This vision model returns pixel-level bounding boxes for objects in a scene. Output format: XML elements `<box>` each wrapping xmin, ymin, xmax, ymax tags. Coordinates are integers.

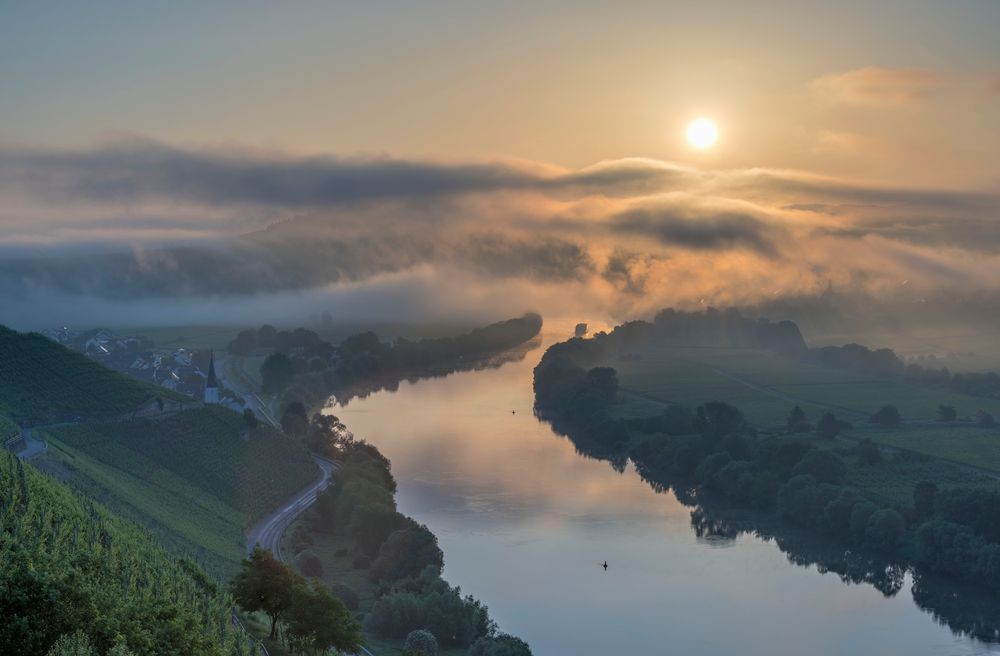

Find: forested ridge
<box><xmin>0</xmin><ymin>451</ymin><xmax>256</xmax><ymax>656</ymax></box>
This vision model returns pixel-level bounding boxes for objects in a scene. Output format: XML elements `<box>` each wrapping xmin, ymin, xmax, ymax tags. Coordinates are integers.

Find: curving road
<box><xmin>246</xmin><ymin>455</ymin><xmax>337</xmax><ymax>560</ymax></box>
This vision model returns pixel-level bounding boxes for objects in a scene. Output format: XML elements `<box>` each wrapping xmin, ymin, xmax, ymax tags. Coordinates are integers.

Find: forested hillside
<box><xmin>0</xmin><ymin>326</ymin><xmax>166</xmax><ymax>423</ymax></box>
<box><xmin>0</xmin><ymin>451</ymin><xmax>258</xmax><ymax>656</ymax></box>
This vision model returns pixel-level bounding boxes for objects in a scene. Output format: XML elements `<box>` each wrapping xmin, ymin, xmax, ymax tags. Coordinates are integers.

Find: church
<box><xmin>204</xmin><ymin>351</ymin><xmax>220</xmax><ymax>404</ymax></box>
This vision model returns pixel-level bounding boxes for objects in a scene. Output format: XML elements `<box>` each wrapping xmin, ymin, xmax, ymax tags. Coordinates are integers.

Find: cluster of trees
<box><xmin>227</xmin><ymin>325</ymin><xmax>331</xmax><ymax>358</ymax></box>
<box><xmin>534</xmin><ymin>332</ymin><xmax>1000</xmax><ymax>596</ymax></box>
<box><xmin>653</xmin><ymin>307</ymin><xmax>808</xmax><ymax>357</ymax></box>
<box><xmin>231</xmin><ymin>546</ymin><xmax>361</xmax><ymax>653</ymax></box>
<box><xmin>287</xmin><ymin>415</ymin><xmax>519</xmax><ymax>652</ymax></box>
<box><xmin>250</xmin><ymin>314</ymin><xmax>543</xmax><ymax>400</ymax></box>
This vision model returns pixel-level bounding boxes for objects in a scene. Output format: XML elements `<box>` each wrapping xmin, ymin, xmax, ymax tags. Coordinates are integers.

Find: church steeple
<box><xmin>204</xmin><ymin>351</ymin><xmax>220</xmax><ymax>404</ymax></box>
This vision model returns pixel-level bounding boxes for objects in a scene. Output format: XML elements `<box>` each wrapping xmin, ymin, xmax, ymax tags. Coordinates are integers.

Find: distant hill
<box><xmin>0</xmin><ymin>325</ymin><xmax>168</xmax><ymax>423</ymax></box>
<box><xmin>0</xmin><ymin>450</ymin><xmax>255</xmax><ymax>655</ymax></box>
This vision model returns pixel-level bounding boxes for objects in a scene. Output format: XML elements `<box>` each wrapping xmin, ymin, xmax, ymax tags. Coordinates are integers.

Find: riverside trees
<box><xmin>231</xmin><ymin>546</ymin><xmax>361</xmax><ymax>653</ymax></box>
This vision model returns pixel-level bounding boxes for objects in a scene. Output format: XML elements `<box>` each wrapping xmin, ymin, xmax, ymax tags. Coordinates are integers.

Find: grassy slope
<box><xmin>42</xmin><ymin>407</ymin><xmax>318</xmax><ymax>575</ymax></box>
<box><xmin>0</xmin><ymin>451</ymin><xmax>252</xmax><ymax>655</ymax></box>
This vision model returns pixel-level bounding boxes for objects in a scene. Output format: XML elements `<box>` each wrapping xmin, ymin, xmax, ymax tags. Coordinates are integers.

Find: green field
<box><xmin>608</xmin><ymin>346</ymin><xmax>1000</xmax><ymax>427</ymax></box>
<box><xmin>853</xmin><ymin>425</ymin><xmax>1000</xmax><ymax>474</ymax></box>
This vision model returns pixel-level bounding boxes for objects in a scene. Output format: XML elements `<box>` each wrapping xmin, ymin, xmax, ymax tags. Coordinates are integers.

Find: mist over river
<box><xmin>330</xmin><ymin>328</ymin><xmax>1000</xmax><ymax>656</ymax></box>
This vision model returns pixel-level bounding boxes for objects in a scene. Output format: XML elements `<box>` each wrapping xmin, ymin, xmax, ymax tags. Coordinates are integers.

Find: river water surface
<box><xmin>332</xmin><ymin>330</ymin><xmax>1000</xmax><ymax>656</ymax></box>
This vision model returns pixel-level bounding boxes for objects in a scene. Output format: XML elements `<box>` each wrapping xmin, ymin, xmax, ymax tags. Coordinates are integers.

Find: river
<box><xmin>331</xmin><ymin>329</ymin><xmax>1000</xmax><ymax>656</ymax></box>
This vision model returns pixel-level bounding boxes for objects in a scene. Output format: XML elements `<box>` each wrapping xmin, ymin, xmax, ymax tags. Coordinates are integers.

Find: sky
<box><xmin>1</xmin><ymin>1</ymin><xmax>999</xmax><ymax>326</ymax></box>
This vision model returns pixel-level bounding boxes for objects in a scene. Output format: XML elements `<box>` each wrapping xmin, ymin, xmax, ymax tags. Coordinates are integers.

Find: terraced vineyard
<box><xmin>43</xmin><ymin>406</ymin><xmax>318</xmax><ymax>575</ymax></box>
<box><xmin>0</xmin><ymin>451</ymin><xmax>258</xmax><ymax>655</ymax></box>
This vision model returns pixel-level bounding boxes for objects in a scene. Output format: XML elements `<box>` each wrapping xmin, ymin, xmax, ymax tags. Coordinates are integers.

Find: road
<box><xmin>216</xmin><ymin>354</ymin><xmax>281</xmax><ymax>428</ymax></box>
<box><xmin>246</xmin><ymin>454</ymin><xmax>337</xmax><ymax>560</ymax></box>
<box><xmin>16</xmin><ymin>427</ymin><xmax>47</xmax><ymax>460</ymax></box>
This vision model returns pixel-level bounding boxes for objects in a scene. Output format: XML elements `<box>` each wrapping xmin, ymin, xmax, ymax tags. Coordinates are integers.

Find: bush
<box><xmin>868</xmin><ymin>405</ymin><xmax>901</xmax><ymax>428</ymax></box>
<box><xmin>403</xmin><ymin>629</ymin><xmax>439</xmax><ymax>656</ymax></box>
<box><xmin>938</xmin><ymin>405</ymin><xmax>957</xmax><ymax>422</ymax></box>
<box><xmin>816</xmin><ymin>412</ymin><xmax>840</xmax><ymax>439</ymax></box>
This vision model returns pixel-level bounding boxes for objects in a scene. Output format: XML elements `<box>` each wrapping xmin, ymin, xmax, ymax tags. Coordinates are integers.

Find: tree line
<box><xmin>268</xmin><ymin>414</ymin><xmax>532</xmax><ymax>655</ymax></box>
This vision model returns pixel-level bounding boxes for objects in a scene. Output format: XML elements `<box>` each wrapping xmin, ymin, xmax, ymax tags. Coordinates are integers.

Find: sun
<box><xmin>686</xmin><ymin>117</ymin><xmax>718</xmax><ymax>149</ymax></box>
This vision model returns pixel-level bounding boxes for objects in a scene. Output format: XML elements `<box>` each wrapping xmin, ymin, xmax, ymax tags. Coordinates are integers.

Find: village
<box><xmin>40</xmin><ymin>326</ymin><xmax>243</xmax><ymax>411</ymax></box>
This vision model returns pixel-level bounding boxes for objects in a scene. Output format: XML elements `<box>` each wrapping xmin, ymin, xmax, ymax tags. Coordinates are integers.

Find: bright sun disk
<box><xmin>687</xmin><ymin>118</ymin><xmax>718</xmax><ymax>149</ymax></box>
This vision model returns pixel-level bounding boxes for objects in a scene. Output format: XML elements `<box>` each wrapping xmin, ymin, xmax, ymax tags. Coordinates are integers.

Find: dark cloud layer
<box><xmin>2</xmin><ymin>138</ymin><xmax>1000</xmax><ymax>325</ymax></box>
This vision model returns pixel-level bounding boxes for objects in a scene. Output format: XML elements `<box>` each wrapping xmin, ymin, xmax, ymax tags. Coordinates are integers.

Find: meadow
<box><xmin>609</xmin><ymin>346</ymin><xmax>1000</xmax><ymax>427</ymax></box>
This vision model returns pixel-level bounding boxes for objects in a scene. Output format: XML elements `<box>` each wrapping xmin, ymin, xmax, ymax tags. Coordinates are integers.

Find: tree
<box><xmin>230</xmin><ymin>546</ymin><xmax>299</xmax><ymax>640</ymax></box>
<box><xmin>938</xmin><ymin>405</ymin><xmax>957</xmax><ymax>422</ymax></box>
<box><xmin>694</xmin><ymin>402</ymin><xmax>746</xmax><ymax>439</ymax></box>
<box><xmin>403</xmin><ymin>629</ymin><xmax>439</xmax><ymax>656</ymax></box>
<box><xmin>46</xmin><ymin>632</ymin><xmax>95</xmax><ymax>656</ymax></box>
<box><xmin>914</xmin><ymin>481</ymin><xmax>938</xmax><ymax>518</ymax></box>
<box><xmin>242</xmin><ymin>408</ymin><xmax>259</xmax><ymax>429</ymax></box>
<box><xmin>468</xmin><ymin>634</ymin><xmax>533</xmax><ymax>656</ymax></box>
<box><xmin>869</xmin><ymin>405</ymin><xmax>901</xmax><ymax>428</ymax></box>
<box><xmin>285</xmin><ymin>582</ymin><xmax>361</xmax><ymax>655</ymax></box>
<box><xmin>786</xmin><ymin>405</ymin><xmax>808</xmax><ymax>432</ymax></box>
<box><xmin>282</xmin><ymin>401</ymin><xmax>309</xmax><ymax>436</ymax></box>
<box><xmin>978</xmin><ymin>410</ymin><xmax>997</xmax><ymax>428</ymax></box>
<box><xmin>370</xmin><ymin>523</ymin><xmax>444</xmax><ymax>582</ymax></box>
<box><xmin>816</xmin><ymin>412</ymin><xmax>840</xmax><ymax>439</ymax></box>
<box><xmin>790</xmin><ymin>450</ymin><xmax>847</xmax><ymax>484</ymax></box>
<box><xmin>261</xmin><ymin>352</ymin><xmax>295</xmax><ymax>394</ymax></box>
<box><xmin>865</xmin><ymin>508</ymin><xmax>905</xmax><ymax>552</ymax></box>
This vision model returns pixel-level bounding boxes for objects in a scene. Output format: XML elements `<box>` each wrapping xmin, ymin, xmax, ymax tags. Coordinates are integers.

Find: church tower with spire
<box><xmin>204</xmin><ymin>351</ymin><xmax>220</xmax><ymax>404</ymax></box>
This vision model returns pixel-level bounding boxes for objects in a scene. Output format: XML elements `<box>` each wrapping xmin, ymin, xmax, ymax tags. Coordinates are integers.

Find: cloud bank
<box><xmin>1</xmin><ymin>138</ymin><xmax>999</xmax><ymax>327</ymax></box>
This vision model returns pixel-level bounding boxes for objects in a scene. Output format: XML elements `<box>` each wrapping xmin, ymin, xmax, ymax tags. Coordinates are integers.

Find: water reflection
<box><xmin>331</xmin><ymin>330</ymin><xmax>1000</xmax><ymax>656</ymax></box>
